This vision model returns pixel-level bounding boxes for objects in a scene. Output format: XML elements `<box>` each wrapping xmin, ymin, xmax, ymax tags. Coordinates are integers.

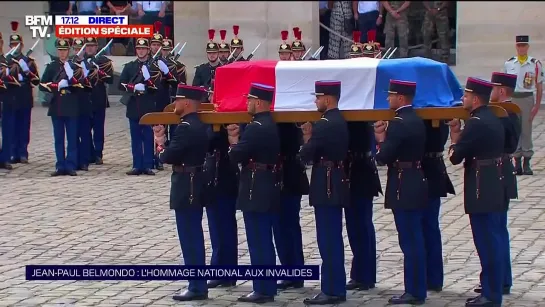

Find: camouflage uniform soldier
<box><xmin>382</xmin><ymin>1</ymin><xmax>411</xmax><ymax>58</ymax></box>
<box><xmin>422</xmin><ymin>1</ymin><xmax>450</xmax><ymax>63</ymax></box>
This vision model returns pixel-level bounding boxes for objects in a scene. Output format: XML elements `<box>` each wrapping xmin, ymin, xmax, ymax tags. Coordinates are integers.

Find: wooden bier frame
<box><xmin>141</xmin><ymin>102</ymin><xmax>521</xmax><ymax>131</ymax></box>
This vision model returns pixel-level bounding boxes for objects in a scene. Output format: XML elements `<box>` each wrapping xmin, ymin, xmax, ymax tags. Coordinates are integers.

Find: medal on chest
<box><xmin>523</xmin><ymin>71</ymin><xmax>534</xmax><ymax>88</ymax></box>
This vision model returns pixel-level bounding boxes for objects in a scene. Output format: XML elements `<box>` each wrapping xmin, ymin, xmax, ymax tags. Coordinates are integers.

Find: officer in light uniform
<box><xmin>503</xmin><ymin>35</ymin><xmax>543</xmax><ymax>175</ymax></box>
<box><xmin>278</xmin><ymin>31</ymin><xmax>292</xmax><ymax>61</ymax></box>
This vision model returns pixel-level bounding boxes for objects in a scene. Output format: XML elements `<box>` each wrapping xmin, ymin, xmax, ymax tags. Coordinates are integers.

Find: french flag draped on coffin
<box><xmin>213</xmin><ymin>57</ymin><xmax>463</xmax><ymax>112</ymax></box>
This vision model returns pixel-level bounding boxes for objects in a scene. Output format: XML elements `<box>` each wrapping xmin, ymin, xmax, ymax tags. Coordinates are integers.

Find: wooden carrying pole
<box><xmin>141</xmin><ymin>102</ymin><xmax>521</xmax><ymax>131</ymax></box>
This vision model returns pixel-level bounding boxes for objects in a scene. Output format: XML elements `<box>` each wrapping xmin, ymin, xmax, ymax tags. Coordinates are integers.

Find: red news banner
<box><xmin>54</xmin><ymin>15</ymin><xmax>152</xmax><ymax>38</ymax></box>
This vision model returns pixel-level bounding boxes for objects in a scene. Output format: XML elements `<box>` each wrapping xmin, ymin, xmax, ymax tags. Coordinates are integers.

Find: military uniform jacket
<box><xmin>74</xmin><ymin>58</ymin><xmax>93</xmax><ymax>116</ymax></box>
<box><xmin>376</xmin><ymin>106</ymin><xmax>428</xmax><ymax>210</ymax></box>
<box><xmin>500</xmin><ymin>102</ymin><xmax>522</xmax><ymax>200</ymax></box>
<box><xmin>346</xmin><ymin>122</ymin><xmax>382</xmax><ymax>199</ymax></box>
<box><xmin>228</xmin><ymin>112</ymin><xmax>281</xmax><ymax>213</ymax></box>
<box><xmin>169</xmin><ymin>59</ymin><xmax>187</xmax><ymax>98</ymax></box>
<box><xmin>4</xmin><ymin>54</ymin><xmax>40</xmax><ymax>110</ymax></box>
<box><xmin>204</xmin><ymin>126</ymin><xmax>240</xmax><ymax>203</ymax></box>
<box><xmin>155</xmin><ymin>57</ymin><xmax>178</xmax><ymax>112</ymax></box>
<box><xmin>300</xmin><ymin>108</ymin><xmax>349</xmax><ymax>207</ymax></box>
<box><xmin>422</xmin><ymin>120</ymin><xmax>455</xmax><ymax>198</ymax></box>
<box><xmin>117</xmin><ymin>59</ymin><xmax>159</xmax><ymax>120</ymax></box>
<box><xmin>86</xmin><ymin>55</ymin><xmax>113</xmax><ymax>111</ymax></box>
<box><xmin>449</xmin><ymin>106</ymin><xmax>505</xmax><ymax>214</ymax></box>
<box><xmin>192</xmin><ymin>62</ymin><xmax>219</xmax><ymax>91</ymax></box>
<box><xmin>159</xmin><ymin>112</ymin><xmax>209</xmax><ymax>210</ymax></box>
<box><xmin>39</xmin><ymin>60</ymin><xmax>80</xmax><ymax>118</ymax></box>
<box><xmin>278</xmin><ymin>123</ymin><xmax>309</xmax><ymax>197</ymax></box>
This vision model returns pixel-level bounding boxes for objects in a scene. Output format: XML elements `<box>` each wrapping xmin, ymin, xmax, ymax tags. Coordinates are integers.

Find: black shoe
<box><xmin>172</xmin><ymin>290</ymin><xmax>208</xmax><ymax>301</ymax></box>
<box><xmin>0</xmin><ymin>162</ymin><xmax>13</xmax><ymax>170</ymax></box>
<box><xmin>303</xmin><ymin>292</ymin><xmax>346</xmax><ymax>305</ymax></box>
<box><xmin>523</xmin><ymin>158</ymin><xmax>533</xmax><ymax>175</ymax></box>
<box><xmin>156</xmin><ymin>163</ymin><xmax>164</xmax><ymax>171</ymax></box>
<box><xmin>278</xmin><ymin>280</ymin><xmax>304</xmax><ymax>290</ymax></box>
<box><xmin>237</xmin><ymin>292</ymin><xmax>274</xmax><ymax>304</ymax></box>
<box><xmin>20</xmin><ymin>157</ymin><xmax>28</xmax><ymax>164</ymax></box>
<box><xmin>67</xmin><ymin>170</ymin><xmax>77</xmax><ymax>176</ymax></box>
<box><xmin>78</xmin><ymin>165</ymin><xmax>89</xmax><ymax>171</ymax></box>
<box><xmin>95</xmin><ymin>157</ymin><xmax>103</xmax><ymax>165</ymax></box>
<box><xmin>142</xmin><ymin>168</ymin><xmax>155</xmax><ymax>175</ymax></box>
<box><xmin>427</xmin><ymin>285</ymin><xmax>443</xmax><ymax>292</ymax></box>
<box><xmin>346</xmin><ymin>279</ymin><xmax>375</xmax><ymax>291</ymax></box>
<box><xmin>514</xmin><ymin>158</ymin><xmax>523</xmax><ymax>175</ymax></box>
<box><xmin>465</xmin><ymin>295</ymin><xmax>500</xmax><ymax>306</ymax></box>
<box><xmin>50</xmin><ymin>169</ymin><xmax>65</xmax><ymax>177</ymax></box>
<box><xmin>207</xmin><ymin>280</ymin><xmax>236</xmax><ymax>288</ymax></box>
<box><xmin>10</xmin><ymin>157</ymin><xmax>20</xmax><ymax>164</ymax></box>
<box><xmin>126</xmin><ymin>168</ymin><xmax>142</xmax><ymax>175</ymax></box>
<box><xmin>474</xmin><ymin>284</ymin><xmax>510</xmax><ymax>295</ymax></box>
<box><xmin>387</xmin><ymin>293</ymin><xmax>425</xmax><ymax>305</ymax></box>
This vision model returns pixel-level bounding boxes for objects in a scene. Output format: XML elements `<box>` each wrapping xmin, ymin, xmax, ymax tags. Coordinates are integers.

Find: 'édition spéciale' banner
<box><xmin>26</xmin><ymin>265</ymin><xmax>320</xmax><ymax>281</ymax></box>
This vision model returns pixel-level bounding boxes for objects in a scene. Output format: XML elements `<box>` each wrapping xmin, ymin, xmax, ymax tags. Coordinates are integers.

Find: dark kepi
<box><xmin>464</xmin><ymin>77</ymin><xmax>494</xmax><ymax>98</ymax></box>
<box><xmin>312</xmin><ymin>80</ymin><xmax>341</xmax><ymax>97</ymax></box>
<box><xmin>247</xmin><ymin>83</ymin><xmax>274</xmax><ymax>102</ymax></box>
<box><xmin>491</xmin><ymin>72</ymin><xmax>517</xmax><ymax>89</ymax></box>
<box><xmin>515</xmin><ymin>35</ymin><xmax>529</xmax><ymax>44</ymax></box>
<box><xmin>176</xmin><ymin>84</ymin><xmax>208</xmax><ymax>101</ymax></box>
<box><xmin>388</xmin><ymin>79</ymin><xmax>416</xmax><ymax>96</ymax></box>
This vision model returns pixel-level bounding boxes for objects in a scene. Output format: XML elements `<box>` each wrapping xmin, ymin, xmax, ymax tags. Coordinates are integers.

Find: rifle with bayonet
<box><xmin>300</xmin><ymin>47</ymin><xmax>312</xmax><ymax>60</ymax></box>
<box><xmin>87</xmin><ymin>39</ymin><xmax>114</xmax><ymax>86</ymax></box>
<box><xmin>245</xmin><ymin>42</ymin><xmax>261</xmax><ymax>61</ymax></box>
<box><xmin>308</xmin><ymin>46</ymin><xmax>324</xmax><ymax>60</ymax></box>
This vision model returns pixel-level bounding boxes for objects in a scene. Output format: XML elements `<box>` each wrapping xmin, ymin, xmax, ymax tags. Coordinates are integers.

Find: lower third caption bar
<box><xmin>26</xmin><ymin>265</ymin><xmax>320</xmax><ymax>281</ymax></box>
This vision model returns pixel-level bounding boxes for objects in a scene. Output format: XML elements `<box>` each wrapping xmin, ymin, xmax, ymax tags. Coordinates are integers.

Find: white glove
<box><xmin>141</xmin><ymin>65</ymin><xmax>150</xmax><ymax>81</ymax></box>
<box><xmin>82</xmin><ymin>64</ymin><xmax>89</xmax><ymax>78</ymax></box>
<box><xmin>58</xmin><ymin>79</ymin><xmax>69</xmax><ymax>89</ymax></box>
<box><xmin>134</xmin><ymin>83</ymin><xmax>145</xmax><ymax>92</ymax></box>
<box><xmin>18</xmin><ymin>59</ymin><xmax>29</xmax><ymax>72</ymax></box>
<box><xmin>87</xmin><ymin>57</ymin><xmax>93</xmax><ymax>64</ymax></box>
<box><xmin>17</xmin><ymin>73</ymin><xmax>24</xmax><ymax>81</ymax></box>
<box><xmin>5</xmin><ymin>68</ymin><xmax>9</xmax><ymax>75</ymax></box>
<box><xmin>93</xmin><ymin>62</ymin><xmax>99</xmax><ymax>70</ymax></box>
<box><xmin>63</xmin><ymin>62</ymin><xmax>74</xmax><ymax>79</ymax></box>
<box><xmin>157</xmin><ymin>60</ymin><xmax>170</xmax><ymax>75</ymax></box>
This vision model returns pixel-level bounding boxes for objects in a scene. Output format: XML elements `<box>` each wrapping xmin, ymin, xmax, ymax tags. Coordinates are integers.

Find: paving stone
<box><xmin>1</xmin><ymin>104</ymin><xmax>545</xmax><ymax>306</ymax></box>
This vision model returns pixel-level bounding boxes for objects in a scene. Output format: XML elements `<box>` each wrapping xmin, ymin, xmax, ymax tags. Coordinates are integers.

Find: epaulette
<box><xmin>469</xmin><ymin>116</ymin><xmax>480</xmax><ymax>120</ymax></box>
<box><xmin>507</xmin><ymin>56</ymin><xmax>515</xmax><ymax>61</ymax></box>
<box><xmin>180</xmin><ymin>121</ymin><xmax>190</xmax><ymax>126</ymax></box>
<box><xmin>320</xmin><ymin>117</ymin><xmax>329</xmax><ymax>122</ymax></box>
<box><xmin>251</xmin><ymin>120</ymin><xmax>262</xmax><ymax>125</ymax></box>
<box><xmin>194</xmin><ymin>62</ymin><xmax>206</xmax><ymax>69</ymax></box>
<box><xmin>394</xmin><ymin>116</ymin><xmax>403</xmax><ymax>120</ymax></box>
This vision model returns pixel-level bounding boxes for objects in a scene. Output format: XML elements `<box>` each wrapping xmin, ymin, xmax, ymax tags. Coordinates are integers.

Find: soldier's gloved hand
<box><xmin>18</xmin><ymin>59</ymin><xmax>29</xmax><ymax>72</ymax></box>
<box><xmin>5</xmin><ymin>68</ymin><xmax>9</xmax><ymax>75</ymax></box>
<box><xmin>157</xmin><ymin>60</ymin><xmax>170</xmax><ymax>75</ymax></box>
<box><xmin>58</xmin><ymin>79</ymin><xmax>69</xmax><ymax>89</ymax></box>
<box><xmin>63</xmin><ymin>62</ymin><xmax>74</xmax><ymax>79</ymax></box>
<box><xmin>141</xmin><ymin>65</ymin><xmax>150</xmax><ymax>81</ymax></box>
<box><xmin>134</xmin><ymin>83</ymin><xmax>146</xmax><ymax>92</ymax></box>
<box><xmin>17</xmin><ymin>73</ymin><xmax>24</xmax><ymax>81</ymax></box>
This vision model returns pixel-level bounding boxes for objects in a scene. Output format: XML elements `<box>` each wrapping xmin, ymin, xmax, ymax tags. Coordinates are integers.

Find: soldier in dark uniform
<box><xmin>85</xmin><ymin>37</ymin><xmax>113</xmax><ymax>165</ymax></box>
<box><xmin>154</xmin><ymin>84</ymin><xmax>209</xmax><ymax>302</ymax></box>
<box><xmin>71</xmin><ymin>38</ymin><xmax>94</xmax><ymax>171</ymax></box>
<box><xmin>278</xmin><ymin>31</ymin><xmax>293</xmax><ymax>61</ymax></box>
<box><xmin>218</xmin><ymin>29</ymin><xmax>230</xmax><ymax>65</ymax></box>
<box><xmin>348</xmin><ymin>31</ymin><xmax>364</xmax><ymax>58</ymax></box>
<box><xmin>374</xmin><ymin>80</ymin><xmax>428</xmax><ymax>305</ymax></box>
<box><xmin>448</xmin><ymin>77</ymin><xmax>505</xmax><ymax>307</ymax></box>
<box><xmin>291</xmin><ymin>27</ymin><xmax>306</xmax><ymax>60</ymax></box>
<box><xmin>300</xmin><ymin>80</ymin><xmax>349</xmax><ymax>305</ymax></box>
<box><xmin>39</xmin><ymin>38</ymin><xmax>83</xmax><ymax>176</ymax></box>
<box><xmin>192</xmin><ymin>29</ymin><xmax>220</xmax><ymax>93</ymax></box>
<box><xmin>0</xmin><ymin>33</ymin><xmax>18</xmax><ymax>171</ymax></box>
<box><xmin>7</xmin><ymin>21</ymin><xmax>40</xmax><ymax>164</ymax></box>
<box><xmin>470</xmin><ymin>72</ymin><xmax>521</xmax><ymax>297</ymax></box>
<box><xmin>229</xmin><ymin>25</ymin><xmax>246</xmax><ymax>62</ymax></box>
<box><xmin>118</xmin><ymin>38</ymin><xmax>159</xmax><ymax>176</ymax></box>
<box><xmin>226</xmin><ymin>83</ymin><xmax>280</xmax><ymax>304</ymax></box>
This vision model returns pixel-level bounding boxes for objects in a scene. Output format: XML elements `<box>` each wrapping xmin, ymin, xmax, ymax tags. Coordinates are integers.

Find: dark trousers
<box><xmin>174</xmin><ymin>208</ymin><xmax>207</xmax><ymax>294</ymax></box>
<box><xmin>470</xmin><ymin>213</ymin><xmax>503</xmax><ymax>304</ymax></box>
<box><xmin>273</xmin><ymin>195</ymin><xmax>305</xmax><ymax>280</ymax></box>
<box><xmin>319</xmin><ymin>9</ymin><xmax>331</xmax><ymax>60</ymax></box>
<box><xmin>51</xmin><ymin>116</ymin><xmax>78</xmax><ymax>172</ymax></box>
<box><xmin>12</xmin><ymin>108</ymin><xmax>32</xmax><ymax>160</ymax></box>
<box><xmin>243</xmin><ymin>211</ymin><xmax>277</xmax><ymax>296</ymax></box>
<box><xmin>0</xmin><ymin>108</ymin><xmax>15</xmax><ymax>163</ymax></box>
<box><xmin>90</xmin><ymin>109</ymin><xmax>106</xmax><ymax>161</ymax></box>
<box><xmin>358</xmin><ymin>10</ymin><xmax>379</xmax><ymax>43</ymax></box>
<box><xmin>128</xmin><ymin>118</ymin><xmax>154</xmax><ymax>170</ymax></box>
<box><xmin>423</xmin><ymin>197</ymin><xmax>443</xmax><ymax>288</ymax></box>
<box><xmin>206</xmin><ymin>197</ymin><xmax>238</xmax><ymax>270</ymax></box>
<box><xmin>345</xmin><ymin>197</ymin><xmax>376</xmax><ymax>285</ymax></box>
<box><xmin>78</xmin><ymin>115</ymin><xmax>92</xmax><ymax>167</ymax></box>
<box><xmin>392</xmin><ymin>209</ymin><xmax>427</xmax><ymax>300</ymax></box>
<box><xmin>500</xmin><ymin>199</ymin><xmax>512</xmax><ymax>288</ymax></box>
<box><xmin>314</xmin><ymin>206</ymin><xmax>346</xmax><ymax>297</ymax></box>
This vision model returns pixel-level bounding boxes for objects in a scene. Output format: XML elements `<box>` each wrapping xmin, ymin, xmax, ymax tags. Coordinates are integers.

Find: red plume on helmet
<box><xmin>164</xmin><ymin>26</ymin><xmax>171</xmax><ymax>39</ymax></box>
<box><xmin>11</xmin><ymin>21</ymin><xmax>18</xmax><ymax>32</ymax></box>
<box><xmin>297</xmin><ymin>30</ymin><xmax>302</xmax><ymax>41</ymax></box>
<box><xmin>208</xmin><ymin>29</ymin><xmax>215</xmax><ymax>41</ymax></box>
<box><xmin>281</xmin><ymin>30</ymin><xmax>289</xmax><ymax>41</ymax></box>
<box><xmin>232</xmin><ymin>25</ymin><xmax>239</xmax><ymax>37</ymax></box>
<box><xmin>367</xmin><ymin>29</ymin><xmax>376</xmax><ymax>42</ymax></box>
<box><xmin>153</xmin><ymin>21</ymin><xmax>162</xmax><ymax>34</ymax></box>
<box><xmin>353</xmin><ymin>31</ymin><xmax>361</xmax><ymax>43</ymax></box>
<box><xmin>292</xmin><ymin>27</ymin><xmax>300</xmax><ymax>39</ymax></box>
<box><xmin>219</xmin><ymin>30</ymin><xmax>227</xmax><ymax>41</ymax></box>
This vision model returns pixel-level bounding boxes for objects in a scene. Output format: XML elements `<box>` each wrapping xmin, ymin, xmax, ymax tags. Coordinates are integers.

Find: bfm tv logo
<box><xmin>25</xmin><ymin>15</ymin><xmax>53</xmax><ymax>38</ymax></box>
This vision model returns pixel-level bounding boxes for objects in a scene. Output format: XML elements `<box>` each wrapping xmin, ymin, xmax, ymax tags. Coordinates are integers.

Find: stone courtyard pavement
<box><xmin>1</xmin><ymin>103</ymin><xmax>545</xmax><ymax>307</ymax></box>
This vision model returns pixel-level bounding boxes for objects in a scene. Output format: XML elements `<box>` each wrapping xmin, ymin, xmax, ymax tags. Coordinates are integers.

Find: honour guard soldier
<box><xmin>503</xmin><ymin>35</ymin><xmax>543</xmax><ymax>175</ymax></box>
<box><xmin>301</xmin><ymin>81</ymin><xmax>349</xmax><ymax>305</ymax></box>
<box><xmin>85</xmin><ymin>37</ymin><xmax>113</xmax><ymax>165</ymax></box>
<box><xmin>362</xmin><ymin>30</ymin><xmax>381</xmax><ymax>58</ymax></box>
<box><xmin>39</xmin><ymin>38</ymin><xmax>83</xmax><ymax>176</ymax></box>
<box><xmin>278</xmin><ymin>31</ymin><xmax>292</xmax><ymax>61</ymax></box>
<box><xmin>470</xmin><ymin>72</ymin><xmax>521</xmax><ymax>296</ymax></box>
<box><xmin>192</xmin><ymin>29</ymin><xmax>220</xmax><ymax>94</ymax></box>
<box><xmin>291</xmin><ymin>27</ymin><xmax>306</xmax><ymax>60</ymax></box>
<box><xmin>150</xmin><ymin>22</ymin><xmax>167</xmax><ymax>171</ymax></box>
<box><xmin>374</xmin><ymin>80</ymin><xmax>428</xmax><ymax>305</ymax></box>
<box><xmin>348</xmin><ymin>31</ymin><xmax>364</xmax><ymax>58</ymax></box>
<box><xmin>227</xmin><ymin>83</ymin><xmax>280</xmax><ymax>303</ymax></box>
<box><xmin>154</xmin><ymin>85</ymin><xmax>210</xmax><ymax>302</ymax></box>
<box><xmin>118</xmin><ymin>38</ymin><xmax>159</xmax><ymax>176</ymax></box>
<box><xmin>0</xmin><ymin>32</ymin><xmax>16</xmax><ymax>171</ymax></box>
<box><xmin>71</xmin><ymin>38</ymin><xmax>93</xmax><ymax>171</ymax></box>
<box><xmin>218</xmin><ymin>29</ymin><xmax>231</xmax><ymax>64</ymax></box>
<box><xmin>229</xmin><ymin>25</ymin><xmax>246</xmax><ymax>62</ymax></box>
<box><xmin>421</xmin><ymin>119</ymin><xmax>455</xmax><ymax>292</ymax></box>
<box><xmin>448</xmin><ymin>77</ymin><xmax>505</xmax><ymax>307</ymax></box>
<box><xmin>7</xmin><ymin>21</ymin><xmax>40</xmax><ymax>164</ymax></box>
